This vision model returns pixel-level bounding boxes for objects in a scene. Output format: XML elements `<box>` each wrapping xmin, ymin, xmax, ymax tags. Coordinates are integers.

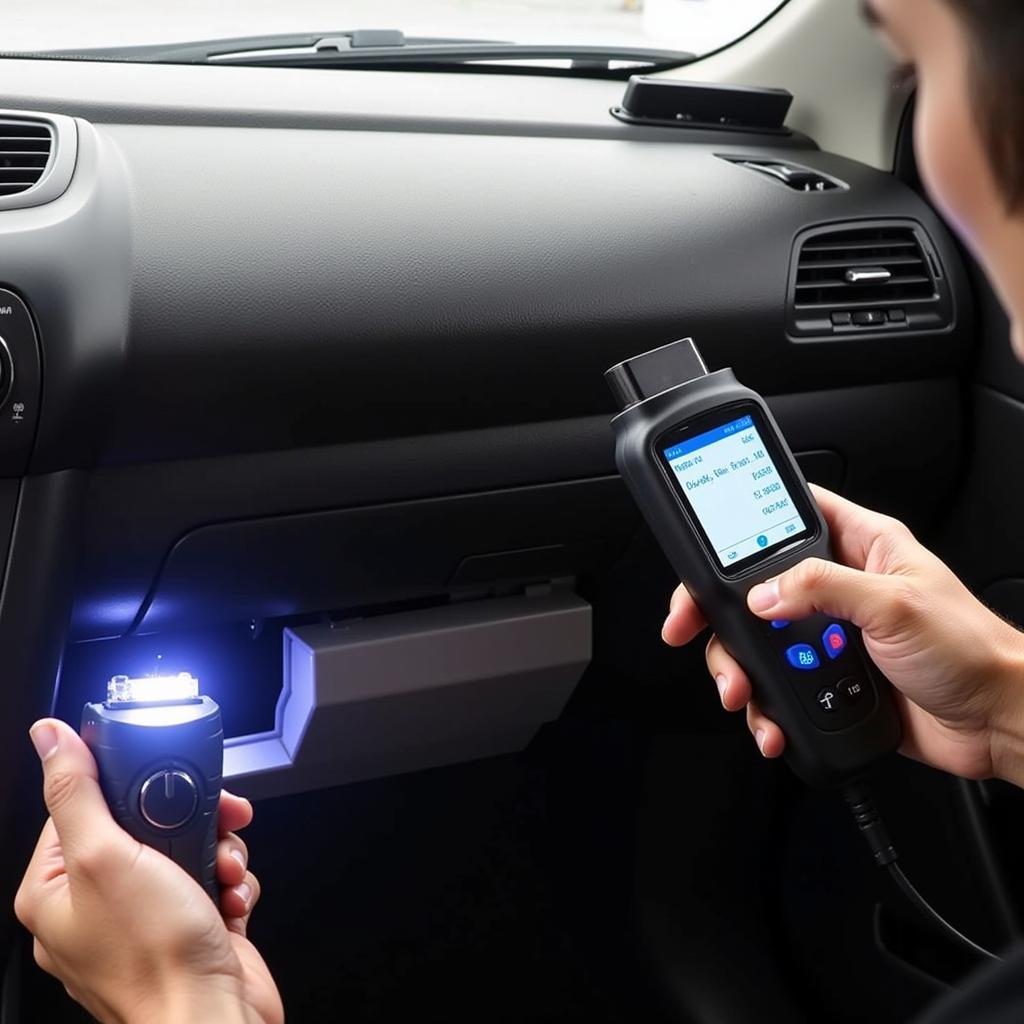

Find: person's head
<box><xmin>863</xmin><ymin>0</ymin><xmax>1024</xmax><ymax>357</ymax></box>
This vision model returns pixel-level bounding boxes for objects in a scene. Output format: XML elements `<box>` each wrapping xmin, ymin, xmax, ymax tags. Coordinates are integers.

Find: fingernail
<box><xmin>755</xmin><ymin>728</ymin><xmax>767</xmax><ymax>755</ymax></box>
<box><xmin>235</xmin><ymin>882</ymin><xmax>252</xmax><ymax>905</ymax></box>
<box><xmin>29</xmin><ymin>722</ymin><xmax>58</xmax><ymax>762</ymax></box>
<box><xmin>748</xmin><ymin>579</ymin><xmax>780</xmax><ymax>613</ymax></box>
<box><xmin>230</xmin><ymin>848</ymin><xmax>246</xmax><ymax>869</ymax></box>
<box><xmin>715</xmin><ymin>674</ymin><xmax>728</xmax><ymax>705</ymax></box>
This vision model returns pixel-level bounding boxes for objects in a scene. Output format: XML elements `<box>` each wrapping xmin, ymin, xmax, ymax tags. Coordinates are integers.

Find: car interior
<box><xmin>2</xmin><ymin>0</ymin><xmax>1024</xmax><ymax>1020</ymax></box>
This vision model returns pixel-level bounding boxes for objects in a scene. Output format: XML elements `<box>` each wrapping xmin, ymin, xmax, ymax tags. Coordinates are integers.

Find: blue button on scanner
<box><xmin>770</xmin><ymin>619</ymin><xmax>791</xmax><ymax>630</ymax></box>
<box><xmin>786</xmin><ymin>643</ymin><xmax>820</xmax><ymax>671</ymax></box>
<box><xmin>822</xmin><ymin>624</ymin><xmax>848</xmax><ymax>660</ymax></box>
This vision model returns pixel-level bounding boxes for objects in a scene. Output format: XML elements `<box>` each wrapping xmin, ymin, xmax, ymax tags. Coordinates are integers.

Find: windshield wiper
<box><xmin>24</xmin><ymin>30</ymin><xmax>694</xmax><ymax>77</ymax></box>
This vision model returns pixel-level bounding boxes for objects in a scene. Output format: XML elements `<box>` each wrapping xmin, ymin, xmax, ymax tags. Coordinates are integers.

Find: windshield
<box><xmin>4</xmin><ymin>0</ymin><xmax>788</xmax><ymax>61</ymax></box>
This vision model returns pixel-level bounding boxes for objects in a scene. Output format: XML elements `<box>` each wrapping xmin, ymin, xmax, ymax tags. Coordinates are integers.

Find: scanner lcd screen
<box><xmin>661</xmin><ymin>411</ymin><xmax>809</xmax><ymax>571</ymax></box>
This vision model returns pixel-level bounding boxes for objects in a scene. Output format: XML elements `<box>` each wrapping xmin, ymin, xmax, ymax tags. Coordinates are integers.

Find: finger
<box><xmin>216</xmin><ymin>832</ymin><xmax>248</xmax><ymax>887</ymax></box>
<box><xmin>18</xmin><ymin>817</ymin><xmax>62</xmax><ymax>891</ymax></box>
<box><xmin>704</xmin><ymin>636</ymin><xmax>753</xmax><ymax>712</ymax></box>
<box><xmin>218</xmin><ymin>790</ymin><xmax>253</xmax><ymax>836</ymax></box>
<box><xmin>223</xmin><ymin>870</ymin><xmax>261</xmax><ymax>934</ymax></box>
<box><xmin>809</xmin><ymin>485</ymin><xmax>912</xmax><ymax>569</ymax></box>
<box><xmin>662</xmin><ymin>584</ymin><xmax>708</xmax><ymax>646</ymax></box>
<box><xmin>14</xmin><ymin>819</ymin><xmax>63</xmax><ymax>935</ymax></box>
<box><xmin>28</xmin><ymin>719</ymin><xmax>124</xmax><ymax>869</ymax></box>
<box><xmin>746</xmin><ymin>701</ymin><xmax>785</xmax><ymax>758</ymax></box>
<box><xmin>745</xmin><ymin>556</ymin><xmax>915</xmax><ymax>636</ymax></box>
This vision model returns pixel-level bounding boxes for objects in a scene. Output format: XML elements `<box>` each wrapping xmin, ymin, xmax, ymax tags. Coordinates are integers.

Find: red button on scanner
<box><xmin>822</xmin><ymin>623</ymin><xmax>848</xmax><ymax>660</ymax></box>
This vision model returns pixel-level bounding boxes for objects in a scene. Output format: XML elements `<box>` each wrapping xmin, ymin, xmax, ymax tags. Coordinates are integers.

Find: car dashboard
<box><xmin>0</xmin><ymin>54</ymin><xmax>985</xmax><ymax>1024</ymax></box>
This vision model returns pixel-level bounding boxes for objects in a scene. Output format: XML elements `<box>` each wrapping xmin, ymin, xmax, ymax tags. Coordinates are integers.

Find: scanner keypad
<box><xmin>766</xmin><ymin>615</ymin><xmax>876</xmax><ymax>731</ymax></box>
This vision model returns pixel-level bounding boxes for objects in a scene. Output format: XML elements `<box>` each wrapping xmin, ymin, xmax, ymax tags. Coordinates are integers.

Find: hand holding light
<box><xmin>15</xmin><ymin>718</ymin><xmax>283</xmax><ymax>1024</ymax></box>
<box><xmin>81</xmin><ymin>673</ymin><xmax>223</xmax><ymax>899</ymax></box>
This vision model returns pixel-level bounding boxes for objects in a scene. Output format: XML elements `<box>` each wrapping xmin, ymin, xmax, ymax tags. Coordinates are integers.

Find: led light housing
<box><xmin>82</xmin><ymin>673</ymin><xmax>222</xmax><ymax>900</ymax></box>
<box><xmin>106</xmin><ymin>672</ymin><xmax>201</xmax><ymax>708</ymax></box>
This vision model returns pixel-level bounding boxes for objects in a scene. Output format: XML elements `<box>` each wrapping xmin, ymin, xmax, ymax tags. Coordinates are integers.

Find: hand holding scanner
<box><xmin>606</xmin><ymin>339</ymin><xmax>901</xmax><ymax>787</ymax></box>
<box><xmin>81</xmin><ymin>673</ymin><xmax>223</xmax><ymax>900</ymax></box>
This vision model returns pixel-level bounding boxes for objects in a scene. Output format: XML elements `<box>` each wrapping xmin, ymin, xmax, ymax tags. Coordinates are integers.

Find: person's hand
<box><xmin>662</xmin><ymin>485</ymin><xmax>1024</xmax><ymax>786</ymax></box>
<box><xmin>14</xmin><ymin>718</ymin><xmax>284</xmax><ymax>1024</ymax></box>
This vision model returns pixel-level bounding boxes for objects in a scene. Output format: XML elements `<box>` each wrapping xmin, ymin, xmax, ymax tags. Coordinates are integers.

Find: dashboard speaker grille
<box><xmin>0</xmin><ymin>120</ymin><xmax>54</xmax><ymax>198</ymax></box>
<box><xmin>788</xmin><ymin>221</ymin><xmax>954</xmax><ymax>337</ymax></box>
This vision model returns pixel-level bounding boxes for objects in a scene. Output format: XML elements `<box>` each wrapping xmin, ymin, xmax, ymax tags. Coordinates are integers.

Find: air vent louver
<box><xmin>724</xmin><ymin>157</ymin><xmax>846</xmax><ymax>193</ymax></box>
<box><xmin>0</xmin><ymin>120</ymin><xmax>53</xmax><ymax>198</ymax></box>
<box><xmin>788</xmin><ymin>222</ymin><xmax>953</xmax><ymax>337</ymax></box>
<box><xmin>0</xmin><ymin>111</ymin><xmax>78</xmax><ymax>211</ymax></box>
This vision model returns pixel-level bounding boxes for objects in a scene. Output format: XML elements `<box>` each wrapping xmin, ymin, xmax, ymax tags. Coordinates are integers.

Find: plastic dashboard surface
<box><xmin>0</xmin><ymin>58</ymin><xmax>970</xmax><ymax>644</ymax></box>
<box><xmin>65</xmin><ymin>123</ymin><xmax>966</xmax><ymax>464</ymax></box>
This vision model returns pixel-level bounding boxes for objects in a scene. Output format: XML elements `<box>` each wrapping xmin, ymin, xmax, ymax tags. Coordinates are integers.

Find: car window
<box><xmin>4</xmin><ymin>0</ymin><xmax>789</xmax><ymax>63</ymax></box>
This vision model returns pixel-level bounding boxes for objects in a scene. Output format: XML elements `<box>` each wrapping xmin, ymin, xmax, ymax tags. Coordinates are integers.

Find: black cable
<box><xmin>886</xmin><ymin>862</ymin><xmax>999</xmax><ymax>963</ymax></box>
<box><xmin>843</xmin><ymin>781</ymin><xmax>1000</xmax><ymax>964</ymax></box>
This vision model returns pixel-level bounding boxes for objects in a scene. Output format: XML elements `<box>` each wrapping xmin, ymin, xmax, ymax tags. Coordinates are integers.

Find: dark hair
<box><xmin>945</xmin><ymin>0</ymin><xmax>1024</xmax><ymax>211</ymax></box>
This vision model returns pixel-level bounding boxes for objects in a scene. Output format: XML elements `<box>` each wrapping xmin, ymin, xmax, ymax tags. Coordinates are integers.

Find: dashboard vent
<box><xmin>788</xmin><ymin>221</ymin><xmax>954</xmax><ymax>338</ymax></box>
<box><xmin>722</xmin><ymin>156</ymin><xmax>846</xmax><ymax>193</ymax></box>
<box><xmin>0</xmin><ymin>120</ymin><xmax>53</xmax><ymax>198</ymax></box>
<box><xmin>0</xmin><ymin>111</ymin><xmax>78</xmax><ymax>212</ymax></box>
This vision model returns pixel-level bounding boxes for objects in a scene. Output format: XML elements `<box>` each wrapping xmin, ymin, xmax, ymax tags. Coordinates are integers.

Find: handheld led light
<box><xmin>81</xmin><ymin>672</ymin><xmax>223</xmax><ymax>900</ymax></box>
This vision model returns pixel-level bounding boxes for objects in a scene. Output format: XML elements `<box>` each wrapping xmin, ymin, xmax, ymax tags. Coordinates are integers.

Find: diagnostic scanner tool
<box><xmin>606</xmin><ymin>339</ymin><xmax>901</xmax><ymax>787</ymax></box>
<box><xmin>81</xmin><ymin>673</ymin><xmax>223</xmax><ymax>900</ymax></box>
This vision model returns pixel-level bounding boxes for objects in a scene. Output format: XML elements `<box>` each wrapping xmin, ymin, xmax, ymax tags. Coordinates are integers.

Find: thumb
<box><xmin>746</xmin><ymin>557</ymin><xmax>912</xmax><ymax>634</ymax></box>
<box><xmin>29</xmin><ymin>718</ymin><xmax>121</xmax><ymax>864</ymax></box>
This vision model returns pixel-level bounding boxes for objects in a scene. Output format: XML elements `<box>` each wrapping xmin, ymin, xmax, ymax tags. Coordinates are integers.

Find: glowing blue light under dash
<box><xmin>107</xmin><ymin>672</ymin><xmax>200</xmax><ymax>706</ymax></box>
